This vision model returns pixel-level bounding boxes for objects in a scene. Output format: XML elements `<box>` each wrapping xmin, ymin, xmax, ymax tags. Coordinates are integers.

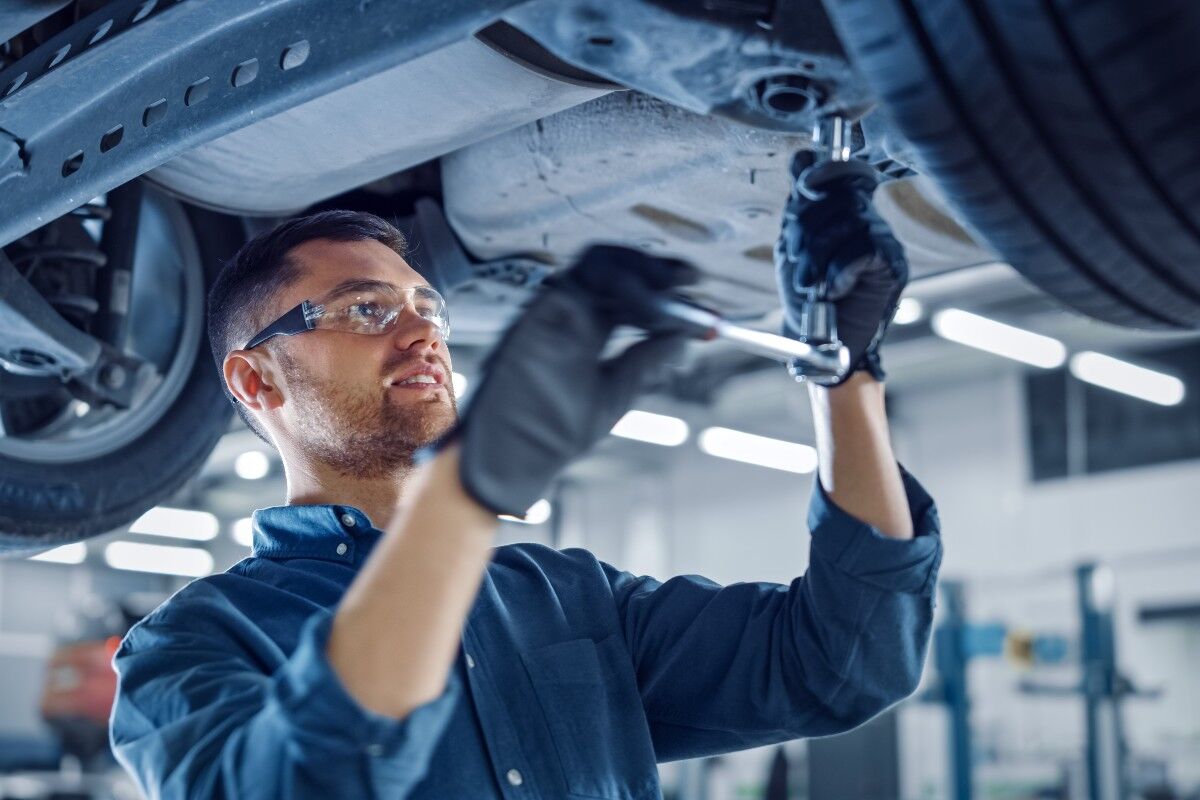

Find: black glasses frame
<box><xmin>242</xmin><ymin>301</ymin><xmax>316</xmax><ymax>350</ymax></box>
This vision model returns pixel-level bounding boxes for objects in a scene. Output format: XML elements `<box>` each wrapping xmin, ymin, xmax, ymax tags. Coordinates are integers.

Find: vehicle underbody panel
<box><xmin>0</xmin><ymin>0</ymin><xmax>997</xmax><ymax>358</ymax></box>
<box><xmin>441</xmin><ymin>91</ymin><xmax>992</xmax><ymax>322</ymax></box>
<box><xmin>0</xmin><ymin>0</ymin><xmax>872</xmax><ymax>244</ymax></box>
<box><xmin>0</xmin><ymin>0</ymin><xmax>530</xmax><ymax>246</ymax></box>
<box><xmin>145</xmin><ymin>36</ymin><xmax>610</xmax><ymax>217</ymax></box>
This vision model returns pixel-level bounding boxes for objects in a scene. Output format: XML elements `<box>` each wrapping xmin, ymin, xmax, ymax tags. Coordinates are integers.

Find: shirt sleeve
<box><xmin>600</xmin><ymin>464</ymin><xmax>942</xmax><ymax>763</ymax></box>
<box><xmin>110</xmin><ymin>598</ymin><xmax>460</xmax><ymax>799</ymax></box>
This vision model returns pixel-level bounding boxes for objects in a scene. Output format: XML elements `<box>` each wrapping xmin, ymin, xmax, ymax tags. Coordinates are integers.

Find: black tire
<box><xmin>823</xmin><ymin>0</ymin><xmax>1200</xmax><ymax>329</ymax></box>
<box><xmin>0</xmin><ymin>201</ymin><xmax>243</xmax><ymax>554</ymax></box>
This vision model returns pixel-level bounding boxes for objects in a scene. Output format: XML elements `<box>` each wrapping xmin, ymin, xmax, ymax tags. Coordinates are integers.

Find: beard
<box><xmin>278</xmin><ymin>350</ymin><xmax>458</xmax><ymax>479</ymax></box>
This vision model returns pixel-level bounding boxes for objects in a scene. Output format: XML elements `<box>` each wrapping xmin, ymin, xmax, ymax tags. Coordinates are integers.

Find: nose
<box><xmin>390</xmin><ymin>307</ymin><xmax>443</xmax><ymax>354</ymax></box>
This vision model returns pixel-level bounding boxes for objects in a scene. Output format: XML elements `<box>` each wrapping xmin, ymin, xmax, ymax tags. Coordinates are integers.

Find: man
<box><xmin>109</xmin><ymin>153</ymin><xmax>941</xmax><ymax>798</ymax></box>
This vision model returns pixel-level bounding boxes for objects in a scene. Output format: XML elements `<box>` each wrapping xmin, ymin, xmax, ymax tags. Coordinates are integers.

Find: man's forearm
<box><xmin>808</xmin><ymin>371</ymin><xmax>913</xmax><ymax>540</ymax></box>
<box><xmin>327</xmin><ymin>442</ymin><xmax>497</xmax><ymax>718</ymax></box>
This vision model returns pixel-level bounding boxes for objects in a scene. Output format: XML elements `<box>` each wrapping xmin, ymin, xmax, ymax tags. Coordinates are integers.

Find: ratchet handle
<box><xmin>786</xmin><ymin>343</ymin><xmax>849</xmax><ymax>384</ymax></box>
<box><xmin>785</xmin><ymin>296</ymin><xmax>850</xmax><ymax>385</ymax></box>
<box><xmin>650</xmin><ymin>297</ymin><xmax>849</xmax><ymax>378</ymax></box>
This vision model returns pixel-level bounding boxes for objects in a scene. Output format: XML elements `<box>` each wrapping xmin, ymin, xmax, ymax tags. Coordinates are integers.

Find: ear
<box><xmin>224</xmin><ymin>350</ymin><xmax>283</xmax><ymax>412</ymax></box>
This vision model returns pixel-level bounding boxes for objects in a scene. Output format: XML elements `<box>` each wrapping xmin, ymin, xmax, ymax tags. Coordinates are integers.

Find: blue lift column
<box><xmin>931</xmin><ymin>581</ymin><xmax>1072</xmax><ymax>800</ymax></box>
<box><xmin>934</xmin><ymin>580</ymin><xmax>973</xmax><ymax>800</ymax></box>
<box><xmin>1076</xmin><ymin>563</ymin><xmax>1128</xmax><ymax>800</ymax></box>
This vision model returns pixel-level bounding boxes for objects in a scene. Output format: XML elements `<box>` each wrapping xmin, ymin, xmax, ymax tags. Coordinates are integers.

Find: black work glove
<box><xmin>438</xmin><ymin>244</ymin><xmax>699</xmax><ymax>518</ymax></box>
<box><xmin>774</xmin><ymin>151</ymin><xmax>909</xmax><ymax>384</ymax></box>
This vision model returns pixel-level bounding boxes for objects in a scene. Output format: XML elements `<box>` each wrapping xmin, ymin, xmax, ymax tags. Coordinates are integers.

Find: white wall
<box><xmin>898</xmin><ymin>367</ymin><xmax>1200</xmax><ymax>796</ymax></box>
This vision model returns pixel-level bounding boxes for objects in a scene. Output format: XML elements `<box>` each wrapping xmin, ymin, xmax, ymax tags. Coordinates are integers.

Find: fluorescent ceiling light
<box><xmin>611</xmin><ymin>410</ymin><xmax>689</xmax><ymax>446</ymax></box>
<box><xmin>452</xmin><ymin>372</ymin><xmax>468</xmax><ymax>398</ymax></box>
<box><xmin>104</xmin><ymin>541</ymin><xmax>214</xmax><ymax>577</ymax></box>
<box><xmin>932</xmin><ymin>309</ymin><xmax>1066</xmax><ymax>368</ymax></box>
<box><xmin>500</xmin><ymin>499</ymin><xmax>553</xmax><ymax>525</ymax></box>
<box><xmin>129</xmin><ymin>506</ymin><xmax>218</xmax><ymax>541</ymax></box>
<box><xmin>698</xmin><ymin>427</ymin><xmax>818</xmax><ymax>474</ymax></box>
<box><xmin>29</xmin><ymin>542</ymin><xmax>86</xmax><ymax>565</ymax></box>
<box><xmin>234</xmin><ymin>450</ymin><xmax>270</xmax><ymax>480</ymax></box>
<box><xmin>231</xmin><ymin>517</ymin><xmax>254</xmax><ymax>548</ymax></box>
<box><xmin>893</xmin><ymin>297</ymin><xmax>923</xmax><ymax>325</ymax></box>
<box><xmin>1069</xmin><ymin>351</ymin><xmax>1185</xmax><ymax>406</ymax></box>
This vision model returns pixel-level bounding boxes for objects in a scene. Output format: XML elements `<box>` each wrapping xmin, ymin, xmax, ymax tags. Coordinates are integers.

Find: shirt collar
<box><xmin>250</xmin><ymin>503</ymin><xmax>381</xmax><ymax>564</ymax></box>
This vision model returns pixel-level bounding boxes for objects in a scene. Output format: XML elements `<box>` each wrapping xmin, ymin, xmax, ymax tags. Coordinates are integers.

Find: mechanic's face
<box><xmin>265</xmin><ymin>238</ymin><xmax>457</xmax><ymax>478</ymax></box>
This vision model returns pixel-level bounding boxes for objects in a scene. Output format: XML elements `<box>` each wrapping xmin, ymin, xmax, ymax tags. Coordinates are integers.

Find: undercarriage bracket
<box><xmin>0</xmin><ymin>0</ymin><xmax>528</xmax><ymax>247</ymax></box>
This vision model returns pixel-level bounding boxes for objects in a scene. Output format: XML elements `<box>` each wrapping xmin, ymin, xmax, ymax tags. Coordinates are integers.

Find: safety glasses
<box><xmin>242</xmin><ymin>280</ymin><xmax>450</xmax><ymax>350</ymax></box>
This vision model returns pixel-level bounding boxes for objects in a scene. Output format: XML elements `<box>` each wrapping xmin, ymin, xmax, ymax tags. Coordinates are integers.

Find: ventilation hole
<box><xmin>231</xmin><ymin>58</ymin><xmax>259</xmax><ymax>87</ymax></box>
<box><xmin>47</xmin><ymin>43</ymin><xmax>71</xmax><ymax>70</ymax></box>
<box><xmin>62</xmin><ymin>150</ymin><xmax>84</xmax><ymax>177</ymax></box>
<box><xmin>130</xmin><ymin>1</ymin><xmax>157</xmax><ymax>24</ymax></box>
<box><xmin>586</xmin><ymin>35</ymin><xmax>614</xmax><ymax>47</ymax></box>
<box><xmin>88</xmin><ymin>19</ymin><xmax>114</xmax><ymax>45</ymax></box>
<box><xmin>742</xmin><ymin>245</ymin><xmax>775</xmax><ymax>263</ymax></box>
<box><xmin>4</xmin><ymin>72</ymin><xmax>28</xmax><ymax>97</ymax></box>
<box><xmin>100</xmin><ymin>125</ymin><xmax>124</xmax><ymax>153</ymax></box>
<box><xmin>142</xmin><ymin>98</ymin><xmax>167</xmax><ymax>126</ymax></box>
<box><xmin>184</xmin><ymin>77</ymin><xmax>210</xmax><ymax>106</ymax></box>
<box><xmin>629</xmin><ymin>203</ymin><xmax>716</xmax><ymax>243</ymax></box>
<box><xmin>280</xmin><ymin>40</ymin><xmax>309</xmax><ymax>70</ymax></box>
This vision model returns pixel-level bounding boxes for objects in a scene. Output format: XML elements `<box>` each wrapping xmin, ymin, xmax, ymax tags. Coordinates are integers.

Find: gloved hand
<box><xmin>774</xmin><ymin>151</ymin><xmax>909</xmax><ymax>384</ymax></box>
<box><xmin>435</xmin><ymin>244</ymin><xmax>699</xmax><ymax>518</ymax></box>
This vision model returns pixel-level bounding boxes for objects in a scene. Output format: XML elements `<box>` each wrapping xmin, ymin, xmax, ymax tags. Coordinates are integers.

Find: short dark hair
<box><xmin>206</xmin><ymin>210</ymin><xmax>409</xmax><ymax>444</ymax></box>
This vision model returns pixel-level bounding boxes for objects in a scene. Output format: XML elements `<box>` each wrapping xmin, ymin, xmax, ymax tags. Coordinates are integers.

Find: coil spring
<box><xmin>6</xmin><ymin>202</ymin><xmax>110</xmax><ymax>319</ymax></box>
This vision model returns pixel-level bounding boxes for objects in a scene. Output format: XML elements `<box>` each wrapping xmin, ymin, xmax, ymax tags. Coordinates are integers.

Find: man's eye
<box><xmin>348</xmin><ymin>302</ymin><xmax>384</xmax><ymax>318</ymax></box>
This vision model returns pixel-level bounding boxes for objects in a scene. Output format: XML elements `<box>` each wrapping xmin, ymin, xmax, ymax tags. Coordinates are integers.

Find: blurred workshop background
<box><xmin>2</xmin><ymin>287</ymin><xmax>1198</xmax><ymax>799</ymax></box>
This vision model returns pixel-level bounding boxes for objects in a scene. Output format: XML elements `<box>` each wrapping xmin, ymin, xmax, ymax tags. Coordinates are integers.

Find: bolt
<box><xmin>101</xmin><ymin>363</ymin><xmax>126</xmax><ymax>389</ymax></box>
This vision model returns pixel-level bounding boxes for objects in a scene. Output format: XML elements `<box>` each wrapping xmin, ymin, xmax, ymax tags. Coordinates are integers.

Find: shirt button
<box><xmin>340</xmin><ymin>512</ymin><xmax>357</xmax><ymax>527</ymax></box>
<box><xmin>466</xmin><ymin>653</ymin><xmax>475</xmax><ymax>669</ymax></box>
<box><xmin>365</xmin><ymin>743</ymin><xmax>384</xmax><ymax>757</ymax></box>
<box><xmin>506</xmin><ymin>769</ymin><xmax>523</xmax><ymax>787</ymax></box>
<box><xmin>335</xmin><ymin>542</ymin><xmax>348</xmax><ymax>556</ymax></box>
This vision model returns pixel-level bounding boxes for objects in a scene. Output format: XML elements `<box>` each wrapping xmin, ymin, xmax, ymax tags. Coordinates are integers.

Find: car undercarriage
<box><xmin>3</xmin><ymin>0</ymin><xmax>1200</xmax><ymax>548</ymax></box>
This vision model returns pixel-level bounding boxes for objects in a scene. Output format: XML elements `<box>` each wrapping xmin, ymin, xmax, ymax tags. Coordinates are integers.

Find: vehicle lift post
<box><xmin>1076</xmin><ymin>563</ymin><xmax>1129</xmax><ymax>800</ymax></box>
<box><xmin>934</xmin><ymin>581</ymin><xmax>973</xmax><ymax>800</ymax></box>
<box><xmin>931</xmin><ymin>580</ymin><xmax>1000</xmax><ymax>800</ymax></box>
<box><xmin>1021</xmin><ymin>564</ymin><xmax>1134</xmax><ymax>800</ymax></box>
<box><xmin>930</xmin><ymin>566</ymin><xmax>1135</xmax><ymax>800</ymax></box>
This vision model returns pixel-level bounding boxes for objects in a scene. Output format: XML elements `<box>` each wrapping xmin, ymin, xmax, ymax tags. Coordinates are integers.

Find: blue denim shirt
<box><xmin>110</xmin><ymin>470</ymin><xmax>941</xmax><ymax>799</ymax></box>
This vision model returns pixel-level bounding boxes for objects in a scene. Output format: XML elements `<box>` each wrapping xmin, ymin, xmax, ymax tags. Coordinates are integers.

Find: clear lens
<box><xmin>313</xmin><ymin>285</ymin><xmax>449</xmax><ymax>340</ymax></box>
<box><xmin>411</xmin><ymin>286</ymin><xmax>450</xmax><ymax>335</ymax></box>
